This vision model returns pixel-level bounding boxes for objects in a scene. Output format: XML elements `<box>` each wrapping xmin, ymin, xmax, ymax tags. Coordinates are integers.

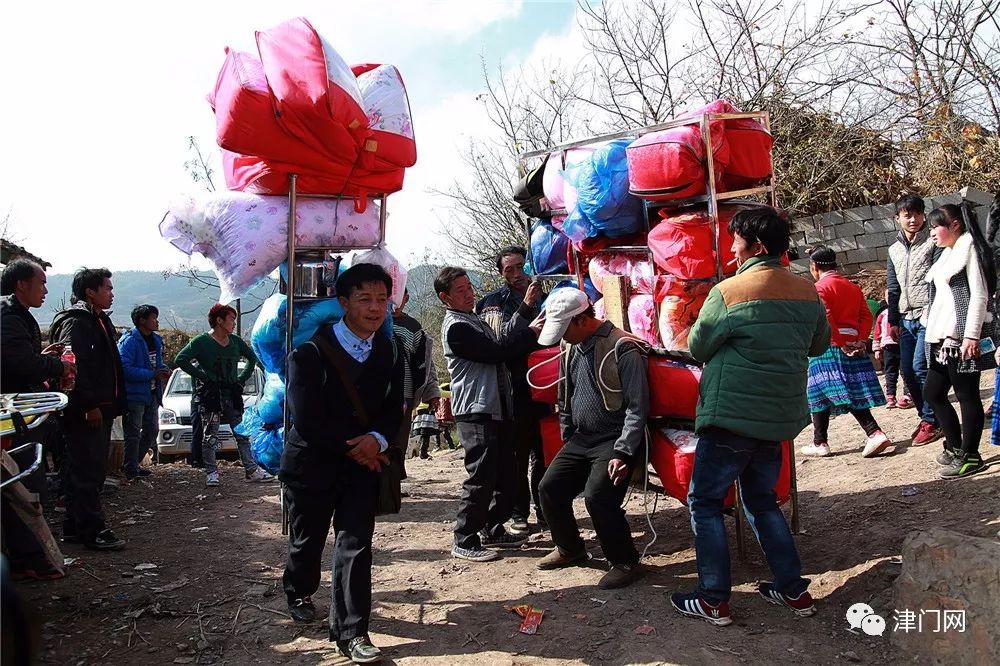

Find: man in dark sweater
<box><xmin>535</xmin><ymin>289</ymin><xmax>649</xmax><ymax>589</ymax></box>
<box><xmin>49</xmin><ymin>268</ymin><xmax>127</xmax><ymax>551</ymax></box>
<box><xmin>437</xmin><ymin>266</ymin><xmax>541</xmax><ymax>563</ymax></box>
<box><xmin>280</xmin><ymin>264</ymin><xmax>405</xmax><ymax>665</ymax></box>
<box><xmin>476</xmin><ymin>246</ymin><xmax>548</xmax><ymax>534</ymax></box>
<box><xmin>1</xmin><ymin>259</ymin><xmax>76</xmax><ymax>578</ymax></box>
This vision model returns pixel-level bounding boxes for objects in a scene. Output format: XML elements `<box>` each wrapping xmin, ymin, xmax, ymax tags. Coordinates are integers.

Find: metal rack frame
<box><xmin>1</xmin><ymin>392</ymin><xmax>68</xmax><ymax>489</ymax></box>
<box><xmin>279</xmin><ymin>174</ymin><xmax>390</xmax><ymax>533</ymax></box>
<box><xmin>517</xmin><ymin>111</ymin><xmax>802</xmax><ymax>556</ymax></box>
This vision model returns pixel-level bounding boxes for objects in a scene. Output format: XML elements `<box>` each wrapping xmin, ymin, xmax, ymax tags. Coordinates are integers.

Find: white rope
<box><xmin>525</xmin><ymin>347</ymin><xmax>568</xmax><ymax>390</ymax></box>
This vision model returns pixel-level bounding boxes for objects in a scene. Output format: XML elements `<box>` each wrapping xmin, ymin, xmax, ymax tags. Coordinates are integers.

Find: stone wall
<box><xmin>787</xmin><ymin>187</ymin><xmax>995</xmax><ymax>275</ymax></box>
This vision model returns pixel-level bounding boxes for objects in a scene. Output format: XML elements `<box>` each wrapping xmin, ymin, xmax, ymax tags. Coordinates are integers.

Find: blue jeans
<box><xmin>898</xmin><ymin>319</ymin><xmax>936</xmax><ymax>424</ymax></box>
<box><xmin>688</xmin><ymin>429</ymin><xmax>809</xmax><ymax>604</ymax></box>
<box><xmin>123</xmin><ymin>399</ymin><xmax>159</xmax><ymax>475</ymax></box>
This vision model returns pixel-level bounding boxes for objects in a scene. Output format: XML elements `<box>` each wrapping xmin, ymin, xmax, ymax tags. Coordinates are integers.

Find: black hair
<box><xmin>131</xmin><ymin>304</ymin><xmax>159</xmax><ymax>327</ymax></box>
<box><xmin>727</xmin><ymin>207</ymin><xmax>790</xmax><ymax>256</ymax></box>
<box><xmin>808</xmin><ymin>245</ymin><xmax>838</xmax><ymax>269</ymax></box>
<box><xmin>986</xmin><ymin>192</ymin><xmax>999</xmax><ymax>245</ymax></box>
<box><xmin>434</xmin><ymin>266</ymin><xmax>468</xmax><ymax>296</ymax></box>
<box><xmin>0</xmin><ymin>258</ymin><xmax>42</xmax><ymax>296</ymax></box>
<box><xmin>495</xmin><ymin>246</ymin><xmax>527</xmax><ymax>274</ymax></box>
<box><xmin>929</xmin><ymin>203</ymin><xmax>997</xmax><ymax>296</ymax></box>
<box><xmin>71</xmin><ymin>267</ymin><xmax>112</xmax><ymax>303</ymax></box>
<box><xmin>894</xmin><ymin>194</ymin><xmax>925</xmax><ymax>216</ymax></box>
<box><xmin>572</xmin><ymin>304</ymin><xmax>596</xmax><ymax>322</ymax></box>
<box><xmin>335</xmin><ymin>263</ymin><xmax>392</xmax><ymax>299</ymax></box>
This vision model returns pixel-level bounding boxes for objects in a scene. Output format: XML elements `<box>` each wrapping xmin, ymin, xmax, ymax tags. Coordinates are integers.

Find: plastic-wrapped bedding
<box><xmin>159</xmin><ymin>191</ymin><xmax>381</xmax><ymax>303</ymax></box>
<box><xmin>530</xmin><ymin>222</ymin><xmax>570</xmax><ymax>276</ymax></box>
<box><xmin>654</xmin><ymin>276</ymin><xmax>714</xmax><ymax>352</ymax></box>
<box><xmin>627</xmin><ymin>294</ymin><xmax>659</xmax><ymax>346</ymax></box>
<box><xmin>587</xmin><ymin>254</ymin><xmax>654</xmax><ymax>294</ymax></box>
<box><xmin>562</xmin><ymin>139</ymin><xmax>644</xmax><ymax>242</ymax></box>
<box><xmin>648</xmin><ymin>209</ymin><xmax>736</xmax><ymax>280</ymax></box>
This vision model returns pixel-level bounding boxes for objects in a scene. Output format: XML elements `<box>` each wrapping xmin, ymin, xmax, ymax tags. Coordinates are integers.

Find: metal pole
<box><xmin>281</xmin><ymin>174</ymin><xmax>298</xmax><ymax>537</ymax></box>
<box><xmin>235</xmin><ymin>298</ymin><xmax>242</xmax><ymax>337</ymax></box>
<box><xmin>734</xmin><ymin>480</ymin><xmax>748</xmax><ymax>562</ymax></box>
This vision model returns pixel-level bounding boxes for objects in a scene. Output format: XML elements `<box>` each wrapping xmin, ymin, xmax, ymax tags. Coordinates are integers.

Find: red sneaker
<box><xmin>897</xmin><ymin>395</ymin><xmax>914</xmax><ymax>409</ymax></box>
<box><xmin>671</xmin><ymin>592</ymin><xmax>733</xmax><ymax>626</ymax></box>
<box><xmin>758</xmin><ymin>582</ymin><xmax>817</xmax><ymax>617</ymax></box>
<box><xmin>911</xmin><ymin>421</ymin><xmax>943</xmax><ymax>446</ymax></box>
<box><xmin>885</xmin><ymin>396</ymin><xmax>897</xmax><ymax>409</ymax></box>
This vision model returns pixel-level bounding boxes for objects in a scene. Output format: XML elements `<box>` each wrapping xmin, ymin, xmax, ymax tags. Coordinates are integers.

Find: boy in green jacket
<box><xmin>175</xmin><ymin>304</ymin><xmax>274</xmax><ymax>487</ymax></box>
<box><xmin>671</xmin><ymin>208</ymin><xmax>831</xmax><ymax>627</ymax></box>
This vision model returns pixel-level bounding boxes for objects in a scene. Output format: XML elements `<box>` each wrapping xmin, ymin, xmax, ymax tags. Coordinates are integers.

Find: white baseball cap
<box><xmin>538</xmin><ymin>288</ymin><xmax>591</xmax><ymax>346</ymax></box>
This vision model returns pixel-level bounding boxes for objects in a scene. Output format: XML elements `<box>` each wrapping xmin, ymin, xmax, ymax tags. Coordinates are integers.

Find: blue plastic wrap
<box><xmin>548</xmin><ymin>276</ymin><xmax>601</xmax><ymax>304</ymax></box>
<box><xmin>257</xmin><ymin>373</ymin><xmax>285</xmax><ymax>425</ymax></box>
<box><xmin>234</xmin><ymin>404</ymin><xmax>261</xmax><ymax>438</ymax></box>
<box><xmin>250</xmin><ymin>426</ymin><xmax>283</xmax><ymax>474</ymax></box>
<box><xmin>563</xmin><ymin>139</ymin><xmax>644</xmax><ymax>241</ymax></box>
<box><xmin>250</xmin><ymin>294</ymin><xmax>395</xmax><ymax>377</ymax></box>
<box><xmin>530</xmin><ymin>222</ymin><xmax>570</xmax><ymax>275</ymax></box>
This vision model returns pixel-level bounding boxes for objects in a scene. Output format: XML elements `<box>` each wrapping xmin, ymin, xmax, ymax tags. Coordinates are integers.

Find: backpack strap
<box><xmin>310</xmin><ymin>331</ymin><xmax>370</xmax><ymax>427</ymax></box>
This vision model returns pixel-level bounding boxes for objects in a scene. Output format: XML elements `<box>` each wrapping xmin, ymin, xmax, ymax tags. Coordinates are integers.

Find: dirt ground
<box><xmin>19</xmin><ymin>370</ymin><xmax>1000</xmax><ymax>666</ymax></box>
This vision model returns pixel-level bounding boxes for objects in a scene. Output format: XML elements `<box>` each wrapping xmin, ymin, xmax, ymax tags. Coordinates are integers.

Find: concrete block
<box><xmin>846</xmin><ymin>247</ymin><xmax>879</xmax><ymax>263</ymax></box>
<box><xmin>804</xmin><ymin>227</ymin><xmax>836</xmax><ymax>243</ymax></box>
<box><xmin>884</xmin><ymin>230</ymin><xmax>901</xmax><ymax>245</ymax></box>
<box><xmin>835</xmin><ymin>221</ymin><xmax>867</xmax><ymax>238</ymax></box>
<box><xmin>876</xmin><ymin>246</ymin><xmax>890</xmax><ymax>260</ymax></box>
<box><xmin>788</xmin><ymin>258</ymin><xmax>811</xmax><ymax>274</ymax></box>
<box><xmin>827</xmin><ymin>236</ymin><xmax>858</xmax><ymax>252</ymax></box>
<box><xmin>871</xmin><ymin>203</ymin><xmax>895</xmax><ymax>221</ymax></box>
<box><xmin>960</xmin><ymin>186</ymin><xmax>994</xmax><ymax>206</ymax></box>
<box><xmin>933</xmin><ymin>191</ymin><xmax>963</xmax><ymax>206</ymax></box>
<box><xmin>840</xmin><ymin>262</ymin><xmax>861</xmax><ymax>275</ymax></box>
<box><xmin>818</xmin><ymin>211</ymin><xmax>844</xmax><ymax>228</ymax></box>
<box><xmin>864</xmin><ymin>218</ymin><xmax>897</xmax><ymax>234</ymax></box>
<box><xmin>842</xmin><ymin>206</ymin><xmax>873</xmax><ymax>223</ymax></box>
<box><xmin>892</xmin><ymin>528</ymin><xmax>1000</xmax><ymax>664</ymax></box>
<box><xmin>859</xmin><ymin>261</ymin><xmax>885</xmax><ymax>271</ymax></box>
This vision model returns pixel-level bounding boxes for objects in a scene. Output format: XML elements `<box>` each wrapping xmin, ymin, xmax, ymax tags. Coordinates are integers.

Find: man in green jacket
<box><xmin>671</xmin><ymin>207</ymin><xmax>831</xmax><ymax>627</ymax></box>
<box><xmin>175</xmin><ymin>304</ymin><xmax>274</xmax><ymax>487</ymax></box>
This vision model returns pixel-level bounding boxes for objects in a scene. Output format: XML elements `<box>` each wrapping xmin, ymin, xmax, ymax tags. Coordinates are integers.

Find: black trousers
<box><xmin>62</xmin><ymin>417</ymin><xmax>112</xmax><ymax>542</ymax></box>
<box><xmin>923</xmin><ymin>358</ymin><xmax>983</xmax><ymax>456</ymax></box>
<box><xmin>511</xmin><ymin>410</ymin><xmax>546</xmax><ymax>524</ymax></box>
<box><xmin>811</xmin><ymin>408</ymin><xmax>879</xmax><ymax>445</ymax></box>
<box><xmin>454</xmin><ymin>420</ymin><xmax>516</xmax><ymax>549</ymax></box>
<box><xmin>282</xmin><ymin>465</ymin><xmax>377</xmax><ymax>642</ymax></box>
<box><xmin>538</xmin><ymin>437</ymin><xmax>639</xmax><ymax>567</ymax></box>
<box><xmin>189</xmin><ymin>395</ymin><xmax>204</xmax><ymax>466</ymax></box>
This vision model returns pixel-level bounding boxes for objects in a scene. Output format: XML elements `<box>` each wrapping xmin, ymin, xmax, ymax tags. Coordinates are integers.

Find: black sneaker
<box><xmin>451</xmin><ymin>544</ymin><xmax>498</xmax><ymax>562</ymax></box>
<box><xmin>137</xmin><ymin>468</ymin><xmax>152</xmax><ymax>477</ymax></box>
<box><xmin>936</xmin><ymin>447</ymin><xmax>957</xmax><ymax>466</ymax></box>
<box><xmin>939</xmin><ymin>453</ymin><xmax>986</xmax><ymax>479</ymax></box>
<box><xmin>84</xmin><ymin>529</ymin><xmax>126</xmax><ymax>551</ymax></box>
<box><xmin>288</xmin><ymin>596</ymin><xmax>315</xmax><ymax>623</ymax></box>
<box><xmin>480</xmin><ymin>530</ymin><xmax>528</xmax><ymax>549</ymax></box>
<box><xmin>336</xmin><ymin>635</ymin><xmax>382</xmax><ymax>664</ymax></box>
<box><xmin>509</xmin><ymin>518</ymin><xmax>530</xmax><ymax>535</ymax></box>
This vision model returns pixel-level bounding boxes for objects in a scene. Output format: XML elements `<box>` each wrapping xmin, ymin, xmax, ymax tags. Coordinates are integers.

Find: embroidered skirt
<box><xmin>992</xmin><ymin>373</ymin><xmax>999</xmax><ymax>447</ymax></box>
<box><xmin>808</xmin><ymin>346</ymin><xmax>887</xmax><ymax>416</ymax></box>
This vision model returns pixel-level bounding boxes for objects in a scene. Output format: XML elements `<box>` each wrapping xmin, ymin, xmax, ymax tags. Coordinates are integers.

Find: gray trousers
<box><xmin>199</xmin><ymin>395</ymin><xmax>257</xmax><ymax>476</ymax></box>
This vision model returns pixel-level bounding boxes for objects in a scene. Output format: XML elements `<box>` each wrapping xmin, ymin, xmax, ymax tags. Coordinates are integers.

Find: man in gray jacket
<box><xmin>535</xmin><ymin>289</ymin><xmax>649</xmax><ymax>589</ymax></box>
<box><xmin>436</xmin><ymin>266</ymin><xmax>541</xmax><ymax>562</ymax></box>
<box><xmin>886</xmin><ymin>194</ymin><xmax>942</xmax><ymax>445</ymax></box>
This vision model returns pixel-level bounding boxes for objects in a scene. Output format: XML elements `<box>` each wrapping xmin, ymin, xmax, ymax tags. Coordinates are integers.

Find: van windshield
<box><xmin>168</xmin><ymin>364</ymin><xmax>260</xmax><ymax>396</ymax></box>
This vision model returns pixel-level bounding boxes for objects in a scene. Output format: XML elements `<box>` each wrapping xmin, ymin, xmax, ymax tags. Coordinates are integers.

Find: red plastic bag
<box><xmin>648</xmin><ymin>357</ymin><xmax>701</xmax><ymax>419</ymax></box>
<box><xmin>649</xmin><ymin>210</ymin><xmax>736</xmax><ymax>280</ymax></box>
<box><xmin>649</xmin><ymin>429</ymin><xmax>792</xmax><ymax>507</ymax></box>
<box><xmin>526</xmin><ymin>347</ymin><xmax>562</xmax><ymax>405</ymax></box>
<box><xmin>654</xmin><ymin>276</ymin><xmax>714</xmax><ymax>352</ymax></box>
<box><xmin>626</xmin><ymin>126</ymin><xmax>707</xmax><ymax>201</ymax></box>
<box><xmin>723</xmin><ymin>116</ymin><xmax>773</xmax><ymax>190</ymax></box>
<box><xmin>539</xmin><ymin>414</ymin><xmax>564</xmax><ymax>465</ymax></box>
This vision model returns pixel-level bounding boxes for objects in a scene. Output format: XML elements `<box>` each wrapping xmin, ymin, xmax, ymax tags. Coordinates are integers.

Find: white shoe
<box><xmin>862</xmin><ymin>430</ymin><xmax>892</xmax><ymax>458</ymax></box>
<box><xmin>800</xmin><ymin>443</ymin><xmax>831</xmax><ymax>457</ymax></box>
<box><xmin>247</xmin><ymin>467</ymin><xmax>275</xmax><ymax>483</ymax></box>
<box><xmin>206</xmin><ymin>472</ymin><xmax>221</xmax><ymax>487</ymax></box>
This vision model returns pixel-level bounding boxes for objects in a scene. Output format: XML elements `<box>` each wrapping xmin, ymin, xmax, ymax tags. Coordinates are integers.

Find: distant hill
<box><xmin>36</xmin><ymin>265</ymin><xmax>488</xmax><ymax>334</ymax></box>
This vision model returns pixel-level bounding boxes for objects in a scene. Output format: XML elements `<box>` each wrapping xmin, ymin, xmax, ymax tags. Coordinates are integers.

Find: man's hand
<box><xmin>608</xmin><ymin>458</ymin><xmax>630</xmax><ymax>486</ymax></box>
<box><xmin>42</xmin><ymin>343</ymin><xmax>65</xmax><ymax>356</ymax></box>
<box><xmin>84</xmin><ymin>408</ymin><xmax>103</xmax><ymax>428</ymax></box>
<box><xmin>960</xmin><ymin>338</ymin><xmax>980</xmax><ymax>361</ymax></box>
<box><xmin>346</xmin><ymin>434</ymin><xmax>382</xmax><ymax>471</ymax></box>
<box><xmin>889</xmin><ymin>325</ymin><xmax>899</xmax><ymax>342</ymax></box>
<box><xmin>61</xmin><ymin>361</ymin><xmax>76</xmax><ymax>378</ymax></box>
<box><xmin>874</xmin><ymin>350</ymin><xmax>882</xmax><ymax>362</ymax></box>
<box><xmin>523</xmin><ymin>280</ymin><xmax>543</xmax><ymax>308</ymax></box>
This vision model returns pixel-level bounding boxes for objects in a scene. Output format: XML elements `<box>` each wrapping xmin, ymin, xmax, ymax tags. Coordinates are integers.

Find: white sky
<box><xmin>0</xmin><ymin>0</ymin><xmax>581</xmax><ymax>277</ymax></box>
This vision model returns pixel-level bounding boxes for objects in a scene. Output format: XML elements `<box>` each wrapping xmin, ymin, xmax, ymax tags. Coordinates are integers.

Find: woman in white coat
<box><xmin>922</xmin><ymin>203</ymin><xmax>997</xmax><ymax>479</ymax></box>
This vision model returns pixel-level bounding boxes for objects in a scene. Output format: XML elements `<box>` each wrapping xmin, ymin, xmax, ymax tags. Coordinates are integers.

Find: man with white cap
<box><xmin>536</xmin><ymin>288</ymin><xmax>649</xmax><ymax>589</ymax></box>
